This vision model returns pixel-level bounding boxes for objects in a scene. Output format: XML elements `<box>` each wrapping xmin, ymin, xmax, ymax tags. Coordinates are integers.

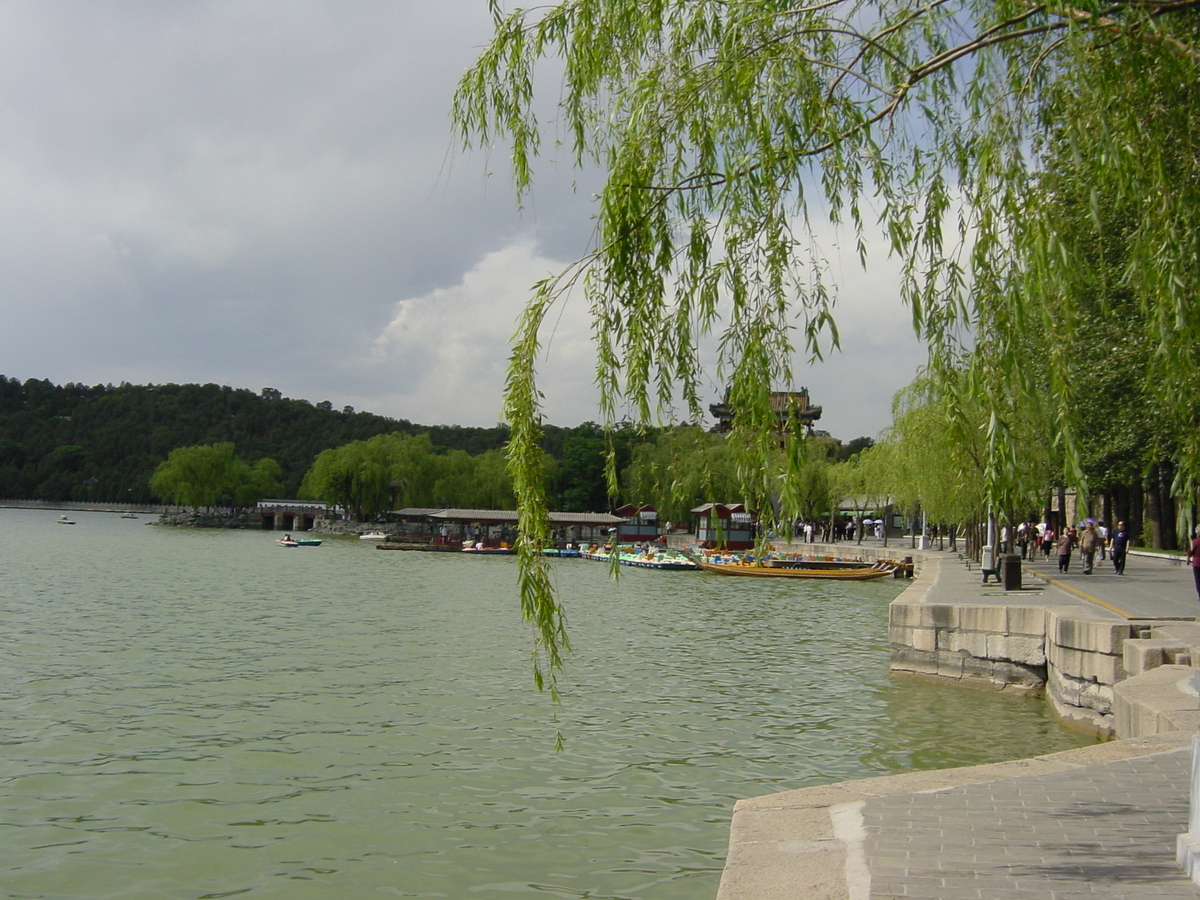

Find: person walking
<box><xmin>1110</xmin><ymin>521</ymin><xmax>1130</xmax><ymax>575</ymax></box>
<box><xmin>1078</xmin><ymin>523</ymin><xmax>1100</xmax><ymax>575</ymax></box>
<box><xmin>1187</xmin><ymin>528</ymin><xmax>1200</xmax><ymax>602</ymax></box>
<box><xmin>1041</xmin><ymin>526</ymin><xmax>1055</xmax><ymax>560</ymax></box>
<box><xmin>1056</xmin><ymin>529</ymin><xmax>1074</xmax><ymax>574</ymax></box>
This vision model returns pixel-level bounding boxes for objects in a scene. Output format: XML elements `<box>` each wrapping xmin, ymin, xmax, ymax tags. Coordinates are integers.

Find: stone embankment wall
<box><xmin>154</xmin><ymin>509</ymin><xmax>253</xmax><ymax>528</ymax></box>
<box><xmin>889</xmin><ymin>554</ymin><xmax>1200</xmax><ymax>739</ymax></box>
<box><xmin>152</xmin><ymin>509</ymin><xmax>381</xmax><ymax>537</ymax></box>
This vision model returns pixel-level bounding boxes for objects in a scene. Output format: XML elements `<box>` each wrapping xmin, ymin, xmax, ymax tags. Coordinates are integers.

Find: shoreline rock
<box><xmin>153</xmin><ymin>510</ymin><xmax>252</xmax><ymax>528</ymax></box>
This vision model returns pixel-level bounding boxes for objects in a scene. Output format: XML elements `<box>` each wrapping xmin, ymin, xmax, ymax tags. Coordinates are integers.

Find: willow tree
<box><xmin>300</xmin><ymin>433</ymin><xmax>442</xmax><ymax>519</ymax></box>
<box><xmin>455</xmin><ymin>1</ymin><xmax>1200</xmax><ymax>691</ymax></box>
<box><xmin>622</xmin><ymin>425</ymin><xmax>741</xmax><ymax>523</ymax></box>
<box><xmin>150</xmin><ymin>443</ymin><xmax>278</xmax><ymax>509</ymax></box>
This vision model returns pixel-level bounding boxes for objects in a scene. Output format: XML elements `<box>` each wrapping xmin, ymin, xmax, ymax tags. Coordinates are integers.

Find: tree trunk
<box><xmin>1131</xmin><ymin>475</ymin><xmax>1145</xmax><ymax>547</ymax></box>
<box><xmin>1146</xmin><ymin>464</ymin><xmax>1164</xmax><ymax>550</ymax></box>
<box><xmin>1112</xmin><ymin>481</ymin><xmax>1133</xmax><ymax>535</ymax></box>
<box><xmin>1160</xmin><ymin>460</ymin><xmax>1179</xmax><ymax>550</ymax></box>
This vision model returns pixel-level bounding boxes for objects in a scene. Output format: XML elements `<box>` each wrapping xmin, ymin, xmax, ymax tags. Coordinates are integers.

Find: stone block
<box><xmin>957</xmin><ymin>604</ymin><xmax>1009</xmax><ymax>634</ymax></box>
<box><xmin>890</xmin><ymin>647</ymin><xmax>941</xmax><ymax>678</ymax></box>
<box><xmin>1112</xmin><ymin>665</ymin><xmax>1197</xmax><ymax>739</ymax></box>
<box><xmin>1149</xmin><ymin>622</ymin><xmax>1200</xmax><ymax>644</ymax></box>
<box><xmin>1005</xmin><ymin>605</ymin><xmax>1049</xmax><ymax>638</ymax></box>
<box><xmin>987</xmin><ymin>659</ymin><xmax>1046</xmax><ymax>690</ymax></box>
<box><xmin>1048</xmin><ymin>642</ymin><xmax>1123</xmax><ymax>685</ymax></box>
<box><xmin>942</xmin><ymin>628</ymin><xmax>989</xmax><ymax>658</ymax></box>
<box><xmin>1078</xmin><ymin>679</ymin><xmax>1115</xmax><ymax>716</ymax></box>
<box><xmin>909</xmin><ymin>626</ymin><xmax>937</xmax><ymax>653</ymax></box>
<box><xmin>1049</xmin><ymin>611</ymin><xmax>1129</xmax><ymax>654</ymax></box>
<box><xmin>887</xmin><ymin>600</ymin><xmax>926</xmax><ymax>629</ymax></box>
<box><xmin>1047</xmin><ymin>688</ymin><xmax>1113</xmax><ymax>734</ymax></box>
<box><xmin>961</xmin><ymin>654</ymin><xmax>999</xmax><ymax>681</ymax></box>
<box><xmin>1123</xmin><ymin>639</ymin><xmax>1176</xmax><ymax>677</ymax></box>
<box><xmin>929</xmin><ymin>603</ymin><xmax>959</xmax><ymax>631</ymax></box>
<box><xmin>986</xmin><ymin>633</ymin><xmax>1046</xmax><ymax>666</ymax></box>
<box><xmin>936</xmin><ymin>649</ymin><xmax>966</xmax><ymax>679</ymax></box>
<box><xmin>1049</xmin><ymin>667</ymin><xmax>1082</xmax><ymax>707</ymax></box>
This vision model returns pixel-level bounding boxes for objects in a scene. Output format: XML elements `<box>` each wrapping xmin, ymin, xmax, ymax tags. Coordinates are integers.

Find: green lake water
<box><xmin>0</xmin><ymin>508</ymin><xmax>1096</xmax><ymax>899</ymax></box>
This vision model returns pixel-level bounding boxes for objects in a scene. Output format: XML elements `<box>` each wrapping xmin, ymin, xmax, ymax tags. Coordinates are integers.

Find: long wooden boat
<box><xmin>693</xmin><ymin>560</ymin><xmax>894</xmax><ymax>580</ymax></box>
<box><xmin>685</xmin><ymin>549</ymin><xmax>895</xmax><ymax>580</ymax></box>
<box><xmin>766</xmin><ymin>558</ymin><xmax>878</xmax><ymax>570</ymax></box>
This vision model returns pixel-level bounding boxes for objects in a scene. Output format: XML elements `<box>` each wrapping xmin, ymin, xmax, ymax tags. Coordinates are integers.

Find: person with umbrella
<box><xmin>1078</xmin><ymin>521</ymin><xmax>1100</xmax><ymax>575</ymax></box>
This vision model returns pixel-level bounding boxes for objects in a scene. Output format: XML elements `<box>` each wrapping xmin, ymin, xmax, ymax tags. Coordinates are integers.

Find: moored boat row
<box><xmin>318</xmin><ymin>529</ymin><xmax>906</xmax><ymax>579</ymax></box>
<box><xmin>581</xmin><ymin>543</ymin><xmax>699</xmax><ymax>570</ymax></box>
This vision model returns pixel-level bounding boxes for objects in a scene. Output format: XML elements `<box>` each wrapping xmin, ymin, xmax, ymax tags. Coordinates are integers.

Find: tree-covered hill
<box><xmin>0</xmin><ymin>376</ymin><xmax>517</xmax><ymax>503</ymax></box>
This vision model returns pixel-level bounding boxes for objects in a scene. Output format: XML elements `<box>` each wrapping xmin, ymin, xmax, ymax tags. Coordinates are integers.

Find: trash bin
<box><xmin>1002</xmin><ymin>553</ymin><xmax>1022</xmax><ymax>591</ymax></box>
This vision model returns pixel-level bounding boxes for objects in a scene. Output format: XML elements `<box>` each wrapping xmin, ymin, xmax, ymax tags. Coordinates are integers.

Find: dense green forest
<box><xmin>0</xmin><ymin>376</ymin><xmax>872</xmax><ymax>513</ymax></box>
<box><xmin>0</xmin><ymin>376</ymin><xmax>611</xmax><ymax>506</ymax></box>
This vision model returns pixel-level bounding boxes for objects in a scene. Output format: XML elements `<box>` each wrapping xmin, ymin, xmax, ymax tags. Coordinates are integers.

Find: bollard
<box><xmin>1002</xmin><ymin>553</ymin><xmax>1022</xmax><ymax>591</ymax></box>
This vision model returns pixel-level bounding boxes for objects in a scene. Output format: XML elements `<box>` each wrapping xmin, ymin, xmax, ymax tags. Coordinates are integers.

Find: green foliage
<box><xmin>456</xmin><ymin>0</ymin><xmax>1200</xmax><ymax>685</ymax></box>
<box><xmin>0</xmin><ymin>377</ymin><xmax>527</xmax><ymax>503</ymax></box>
<box><xmin>621</xmin><ymin>425</ymin><xmax>741</xmax><ymax>523</ymax></box>
<box><xmin>149</xmin><ymin>443</ymin><xmax>276</xmax><ymax>509</ymax></box>
<box><xmin>298</xmin><ymin>433</ymin><xmax>519</xmax><ymax>519</ymax></box>
<box><xmin>777</xmin><ymin>434</ymin><xmax>834</xmax><ymax>527</ymax></box>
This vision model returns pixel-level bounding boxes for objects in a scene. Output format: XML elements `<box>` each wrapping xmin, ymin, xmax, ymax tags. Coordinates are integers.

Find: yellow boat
<box><xmin>688</xmin><ymin>552</ymin><xmax>895</xmax><ymax>580</ymax></box>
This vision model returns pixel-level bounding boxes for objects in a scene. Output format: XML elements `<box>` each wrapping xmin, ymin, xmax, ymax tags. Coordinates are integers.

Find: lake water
<box><xmin>0</xmin><ymin>508</ymin><xmax>1095</xmax><ymax>899</ymax></box>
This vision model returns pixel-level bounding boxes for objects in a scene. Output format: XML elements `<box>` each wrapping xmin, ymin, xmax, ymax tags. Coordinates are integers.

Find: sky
<box><xmin>0</xmin><ymin>1</ymin><xmax>927</xmax><ymax>443</ymax></box>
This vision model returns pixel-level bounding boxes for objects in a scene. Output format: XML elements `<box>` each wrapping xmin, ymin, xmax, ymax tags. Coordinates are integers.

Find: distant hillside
<box><xmin>0</xmin><ymin>376</ymin><xmax>521</xmax><ymax>503</ymax></box>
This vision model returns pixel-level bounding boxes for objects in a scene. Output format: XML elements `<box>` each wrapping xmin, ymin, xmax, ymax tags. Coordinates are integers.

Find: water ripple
<box><xmin>0</xmin><ymin>510</ymin><xmax>1095</xmax><ymax>899</ymax></box>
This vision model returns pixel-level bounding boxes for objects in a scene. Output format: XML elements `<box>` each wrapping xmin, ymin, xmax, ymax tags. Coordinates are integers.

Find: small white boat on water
<box><xmin>121</xmin><ymin>512</ymin><xmax>138</xmax><ymax>519</ymax></box>
<box><xmin>57</xmin><ymin>515</ymin><xmax>76</xmax><ymax>525</ymax></box>
<box><xmin>359</xmin><ymin>531</ymin><xmax>388</xmax><ymax>542</ymax></box>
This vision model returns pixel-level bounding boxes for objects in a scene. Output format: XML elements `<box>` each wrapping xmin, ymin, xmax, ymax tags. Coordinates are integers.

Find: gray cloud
<box><xmin>0</xmin><ymin>1</ymin><xmax>926</xmax><ymax>441</ymax></box>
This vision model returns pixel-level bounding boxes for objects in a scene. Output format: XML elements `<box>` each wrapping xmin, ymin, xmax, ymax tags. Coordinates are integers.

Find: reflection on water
<box><xmin>0</xmin><ymin>509</ymin><xmax>1095</xmax><ymax>899</ymax></box>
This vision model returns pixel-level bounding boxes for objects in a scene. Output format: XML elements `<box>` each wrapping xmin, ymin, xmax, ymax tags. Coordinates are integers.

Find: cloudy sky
<box><xmin>0</xmin><ymin>1</ymin><xmax>926</xmax><ymax>442</ymax></box>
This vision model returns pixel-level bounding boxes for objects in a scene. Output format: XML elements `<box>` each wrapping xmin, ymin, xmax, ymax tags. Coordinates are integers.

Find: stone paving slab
<box><xmin>911</xmin><ymin>543</ymin><xmax>1200</xmax><ymax>620</ymax></box>
<box><xmin>715</xmin><ymin>734</ymin><xmax>1195</xmax><ymax>900</ymax></box>
<box><xmin>863</xmin><ymin>746</ymin><xmax>1198</xmax><ymax>898</ymax></box>
<box><xmin>1021</xmin><ymin>551</ymin><xmax>1200</xmax><ymax>621</ymax></box>
<box><xmin>717</xmin><ymin>733</ymin><xmax>1200</xmax><ymax>900</ymax></box>
<box><xmin>718</xmin><ymin>542</ymin><xmax>1200</xmax><ymax>900</ymax></box>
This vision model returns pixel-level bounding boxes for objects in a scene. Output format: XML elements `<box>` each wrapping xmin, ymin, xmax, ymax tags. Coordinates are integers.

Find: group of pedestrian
<box><xmin>791</xmin><ymin>519</ymin><xmax>861</xmax><ymax>542</ymax></box>
<box><xmin>1048</xmin><ymin>519</ymin><xmax>1129</xmax><ymax>575</ymax></box>
<box><xmin>1010</xmin><ymin>519</ymin><xmax>1200</xmax><ymax>604</ymax></box>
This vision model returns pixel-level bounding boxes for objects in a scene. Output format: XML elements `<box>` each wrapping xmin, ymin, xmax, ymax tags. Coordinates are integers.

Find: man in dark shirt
<box><xmin>1110</xmin><ymin>521</ymin><xmax>1130</xmax><ymax>575</ymax></box>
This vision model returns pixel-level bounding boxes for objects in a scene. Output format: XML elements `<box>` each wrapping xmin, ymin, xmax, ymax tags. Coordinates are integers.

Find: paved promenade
<box><xmin>717</xmin><ymin>542</ymin><xmax>1200</xmax><ymax>900</ymax></box>
<box><xmin>980</xmin><ymin>543</ymin><xmax>1200</xmax><ymax>621</ymax></box>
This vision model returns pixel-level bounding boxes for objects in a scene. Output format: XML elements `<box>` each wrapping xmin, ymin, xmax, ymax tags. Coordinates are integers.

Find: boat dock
<box><xmin>717</xmin><ymin>544</ymin><xmax>1200</xmax><ymax>899</ymax></box>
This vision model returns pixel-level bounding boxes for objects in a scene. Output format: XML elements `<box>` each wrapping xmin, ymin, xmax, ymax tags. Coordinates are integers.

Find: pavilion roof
<box><xmin>392</xmin><ymin>508</ymin><xmax>625</xmax><ymax>526</ymax></box>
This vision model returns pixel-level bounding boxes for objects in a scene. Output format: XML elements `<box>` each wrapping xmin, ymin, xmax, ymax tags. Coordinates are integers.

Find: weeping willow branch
<box><xmin>459</xmin><ymin>0</ymin><xmax>1200</xmax><ymax>688</ymax></box>
<box><xmin>505</xmin><ymin>281</ymin><xmax>570</xmax><ymax>700</ymax></box>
